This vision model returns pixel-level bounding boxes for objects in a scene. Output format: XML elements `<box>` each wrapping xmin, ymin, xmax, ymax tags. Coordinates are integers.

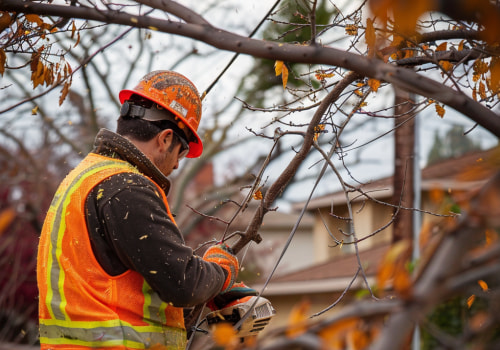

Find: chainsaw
<box><xmin>205</xmin><ymin>295</ymin><xmax>276</xmax><ymax>338</ymax></box>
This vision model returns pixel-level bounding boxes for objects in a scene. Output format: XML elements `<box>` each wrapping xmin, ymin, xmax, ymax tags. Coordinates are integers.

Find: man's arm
<box><xmin>86</xmin><ymin>173</ymin><xmax>227</xmax><ymax>307</ymax></box>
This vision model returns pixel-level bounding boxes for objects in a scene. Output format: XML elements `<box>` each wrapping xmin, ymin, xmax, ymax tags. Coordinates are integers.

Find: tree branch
<box><xmin>2</xmin><ymin>0</ymin><xmax>499</xmax><ymax>136</ymax></box>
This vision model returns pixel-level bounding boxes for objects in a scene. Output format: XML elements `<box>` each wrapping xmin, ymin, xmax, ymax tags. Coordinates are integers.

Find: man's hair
<box><xmin>117</xmin><ymin>117</ymin><xmax>172</xmax><ymax>142</ymax></box>
<box><xmin>116</xmin><ymin>94</ymin><xmax>186</xmax><ymax>146</ymax></box>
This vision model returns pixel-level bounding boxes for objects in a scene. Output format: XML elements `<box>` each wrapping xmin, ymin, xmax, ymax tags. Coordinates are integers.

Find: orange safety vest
<box><xmin>37</xmin><ymin>153</ymin><xmax>186</xmax><ymax>349</ymax></box>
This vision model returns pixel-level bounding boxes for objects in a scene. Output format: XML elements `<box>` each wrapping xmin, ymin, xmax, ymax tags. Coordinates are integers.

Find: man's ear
<box><xmin>158</xmin><ymin>129</ymin><xmax>173</xmax><ymax>150</ymax></box>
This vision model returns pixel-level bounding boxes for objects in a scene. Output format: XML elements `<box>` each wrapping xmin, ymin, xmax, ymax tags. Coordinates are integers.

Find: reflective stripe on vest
<box><xmin>39</xmin><ymin>319</ymin><xmax>185</xmax><ymax>349</ymax></box>
<box><xmin>38</xmin><ymin>154</ymin><xmax>185</xmax><ymax>349</ymax></box>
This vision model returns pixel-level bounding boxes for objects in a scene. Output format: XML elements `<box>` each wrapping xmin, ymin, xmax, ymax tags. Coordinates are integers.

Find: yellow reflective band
<box><xmin>44</xmin><ymin>158</ymin><xmax>139</xmax><ymax>320</ymax></box>
<box><xmin>39</xmin><ymin>319</ymin><xmax>186</xmax><ymax>349</ymax></box>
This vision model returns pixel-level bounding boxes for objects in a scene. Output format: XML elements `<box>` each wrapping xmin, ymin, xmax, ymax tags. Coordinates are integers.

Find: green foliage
<box><xmin>421</xmin><ymin>295</ymin><xmax>500</xmax><ymax>349</ymax></box>
<box><xmin>427</xmin><ymin>125</ymin><xmax>482</xmax><ymax>165</ymax></box>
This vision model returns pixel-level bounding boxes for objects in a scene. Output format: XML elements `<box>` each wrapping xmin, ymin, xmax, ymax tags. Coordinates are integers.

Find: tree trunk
<box><xmin>392</xmin><ymin>90</ymin><xmax>415</xmax><ymax>243</ymax></box>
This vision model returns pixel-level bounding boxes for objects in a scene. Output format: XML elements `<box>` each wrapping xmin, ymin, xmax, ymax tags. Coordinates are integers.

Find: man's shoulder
<box><xmin>91</xmin><ymin>172</ymin><xmax>159</xmax><ymax>201</ymax></box>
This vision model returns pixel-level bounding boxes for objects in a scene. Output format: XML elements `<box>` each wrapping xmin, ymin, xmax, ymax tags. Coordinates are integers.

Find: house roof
<box><xmin>264</xmin><ymin>148</ymin><xmax>499</xmax><ymax>296</ymax></box>
<box><xmin>297</xmin><ymin>147</ymin><xmax>498</xmax><ymax>210</ymax></box>
<box><xmin>258</xmin><ymin>244</ymin><xmax>390</xmax><ymax>296</ymax></box>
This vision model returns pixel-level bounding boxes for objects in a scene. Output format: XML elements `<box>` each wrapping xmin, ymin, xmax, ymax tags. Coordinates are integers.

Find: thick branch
<box><xmin>2</xmin><ymin>0</ymin><xmax>499</xmax><ymax>136</ymax></box>
<box><xmin>231</xmin><ymin>72</ymin><xmax>362</xmax><ymax>254</ymax></box>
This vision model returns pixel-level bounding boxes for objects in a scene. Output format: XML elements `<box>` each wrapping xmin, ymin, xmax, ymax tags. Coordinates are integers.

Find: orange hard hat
<box><xmin>119</xmin><ymin>70</ymin><xmax>203</xmax><ymax>158</ymax></box>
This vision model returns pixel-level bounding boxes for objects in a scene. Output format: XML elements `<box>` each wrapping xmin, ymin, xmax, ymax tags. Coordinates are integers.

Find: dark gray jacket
<box><xmin>85</xmin><ymin>129</ymin><xmax>226</xmax><ymax>307</ymax></box>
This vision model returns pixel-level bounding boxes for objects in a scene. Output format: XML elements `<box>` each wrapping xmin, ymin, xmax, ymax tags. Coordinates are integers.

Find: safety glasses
<box><xmin>173</xmin><ymin>131</ymin><xmax>189</xmax><ymax>159</ymax></box>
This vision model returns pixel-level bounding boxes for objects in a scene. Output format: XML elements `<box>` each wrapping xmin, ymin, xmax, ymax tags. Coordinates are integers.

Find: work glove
<box><xmin>203</xmin><ymin>243</ymin><xmax>239</xmax><ymax>294</ymax></box>
<box><xmin>207</xmin><ymin>282</ymin><xmax>259</xmax><ymax>311</ymax></box>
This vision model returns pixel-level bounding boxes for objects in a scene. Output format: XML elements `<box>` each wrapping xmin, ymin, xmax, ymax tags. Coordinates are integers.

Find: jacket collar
<box><xmin>92</xmin><ymin>129</ymin><xmax>171</xmax><ymax>194</ymax></box>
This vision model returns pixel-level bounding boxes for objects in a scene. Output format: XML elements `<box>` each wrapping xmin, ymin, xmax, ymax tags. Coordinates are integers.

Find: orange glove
<box><xmin>203</xmin><ymin>243</ymin><xmax>239</xmax><ymax>293</ymax></box>
<box><xmin>207</xmin><ymin>282</ymin><xmax>258</xmax><ymax>311</ymax></box>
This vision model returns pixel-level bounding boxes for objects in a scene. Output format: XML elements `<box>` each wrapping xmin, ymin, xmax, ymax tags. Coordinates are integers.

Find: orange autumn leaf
<box><xmin>393</xmin><ymin>268</ymin><xmax>412</xmax><ymax>297</ymax></box>
<box><xmin>478</xmin><ymin>280</ymin><xmax>488</xmax><ymax>292</ymax></box>
<box><xmin>319</xmin><ymin>318</ymin><xmax>358</xmax><ymax>349</ymax></box>
<box><xmin>467</xmin><ymin>295</ymin><xmax>476</xmax><ymax>308</ymax></box>
<box><xmin>439</xmin><ymin>60</ymin><xmax>453</xmax><ymax>72</ymax></box>
<box><xmin>368</xmin><ymin>78</ymin><xmax>380</xmax><ymax>92</ymax></box>
<box><xmin>345</xmin><ymin>24</ymin><xmax>358</xmax><ymax>35</ymax></box>
<box><xmin>0</xmin><ymin>11</ymin><xmax>11</xmax><ymax>34</ymax></box>
<box><xmin>286</xmin><ymin>299</ymin><xmax>310</xmax><ymax>338</ymax></box>
<box><xmin>252</xmin><ymin>189</ymin><xmax>263</xmax><ymax>200</ymax></box>
<box><xmin>429</xmin><ymin>188</ymin><xmax>445</xmax><ymax>204</ymax></box>
<box><xmin>347</xmin><ymin>328</ymin><xmax>370</xmax><ymax>350</ymax></box>
<box><xmin>314</xmin><ymin>124</ymin><xmax>325</xmax><ymax>142</ymax></box>
<box><xmin>212</xmin><ymin>323</ymin><xmax>237</xmax><ymax>346</ymax></box>
<box><xmin>274</xmin><ymin>60</ymin><xmax>289</xmax><ymax>89</ymax></box>
<box><xmin>458</xmin><ymin>40</ymin><xmax>465</xmax><ymax>51</ymax></box>
<box><xmin>490</xmin><ymin>59</ymin><xmax>500</xmax><ymax>93</ymax></box>
<box><xmin>365</xmin><ymin>18</ymin><xmax>376</xmax><ymax>57</ymax></box>
<box><xmin>485</xmin><ymin>229</ymin><xmax>499</xmax><ymax>246</ymax></box>
<box><xmin>0</xmin><ymin>208</ymin><xmax>15</xmax><ymax>234</ymax></box>
<box><xmin>435</xmin><ymin>104</ymin><xmax>445</xmax><ymax>118</ymax></box>
<box><xmin>435</xmin><ymin>42</ymin><xmax>447</xmax><ymax>51</ymax></box>
<box><xmin>59</xmin><ymin>80</ymin><xmax>71</xmax><ymax>105</ymax></box>
<box><xmin>0</xmin><ymin>48</ymin><xmax>5</xmax><ymax>76</ymax></box>
<box><xmin>25</xmin><ymin>14</ymin><xmax>43</xmax><ymax>26</ymax></box>
<box><xmin>281</xmin><ymin>64</ymin><xmax>289</xmax><ymax>89</ymax></box>
<box><xmin>274</xmin><ymin>60</ymin><xmax>283</xmax><ymax>76</ymax></box>
<box><xmin>478</xmin><ymin>81</ymin><xmax>486</xmax><ymax>100</ymax></box>
<box><xmin>377</xmin><ymin>240</ymin><xmax>411</xmax><ymax>291</ymax></box>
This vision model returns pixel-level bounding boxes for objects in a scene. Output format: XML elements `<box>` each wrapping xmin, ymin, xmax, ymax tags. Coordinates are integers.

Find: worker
<box><xmin>37</xmin><ymin>71</ymin><xmax>252</xmax><ymax>349</ymax></box>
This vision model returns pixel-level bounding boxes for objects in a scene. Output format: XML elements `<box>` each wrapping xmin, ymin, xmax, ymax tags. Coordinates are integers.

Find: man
<box><xmin>37</xmin><ymin>71</ymin><xmax>242</xmax><ymax>349</ymax></box>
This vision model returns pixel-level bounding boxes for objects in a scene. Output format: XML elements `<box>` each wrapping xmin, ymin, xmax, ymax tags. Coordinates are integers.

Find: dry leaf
<box><xmin>59</xmin><ymin>81</ymin><xmax>71</xmax><ymax>105</ymax></box>
<box><xmin>345</xmin><ymin>24</ymin><xmax>358</xmax><ymax>35</ymax></box>
<box><xmin>281</xmin><ymin>64</ymin><xmax>289</xmax><ymax>89</ymax></box>
<box><xmin>319</xmin><ymin>318</ymin><xmax>358</xmax><ymax>349</ymax></box>
<box><xmin>252</xmin><ymin>189</ymin><xmax>263</xmax><ymax>200</ymax></box>
<box><xmin>347</xmin><ymin>328</ymin><xmax>369</xmax><ymax>350</ymax></box>
<box><xmin>286</xmin><ymin>299</ymin><xmax>310</xmax><ymax>338</ymax></box>
<box><xmin>0</xmin><ymin>49</ymin><xmax>6</xmax><ymax>76</ymax></box>
<box><xmin>467</xmin><ymin>295</ymin><xmax>476</xmax><ymax>308</ymax></box>
<box><xmin>435</xmin><ymin>42</ymin><xmax>447</xmax><ymax>51</ymax></box>
<box><xmin>485</xmin><ymin>229</ymin><xmax>499</xmax><ymax>246</ymax></box>
<box><xmin>274</xmin><ymin>60</ymin><xmax>283</xmax><ymax>76</ymax></box>
<box><xmin>478</xmin><ymin>280</ymin><xmax>488</xmax><ymax>291</ymax></box>
<box><xmin>439</xmin><ymin>60</ymin><xmax>453</xmax><ymax>72</ymax></box>
<box><xmin>368</xmin><ymin>78</ymin><xmax>380</xmax><ymax>92</ymax></box>
<box><xmin>0</xmin><ymin>208</ymin><xmax>15</xmax><ymax>234</ymax></box>
<box><xmin>212</xmin><ymin>323</ymin><xmax>237</xmax><ymax>346</ymax></box>
<box><xmin>435</xmin><ymin>104</ymin><xmax>445</xmax><ymax>118</ymax></box>
<box><xmin>365</xmin><ymin>18</ymin><xmax>376</xmax><ymax>57</ymax></box>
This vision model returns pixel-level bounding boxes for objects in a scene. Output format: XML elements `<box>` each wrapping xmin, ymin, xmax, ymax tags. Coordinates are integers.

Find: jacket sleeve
<box><xmin>89</xmin><ymin>173</ymin><xmax>227</xmax><ymax>307</ymax></box>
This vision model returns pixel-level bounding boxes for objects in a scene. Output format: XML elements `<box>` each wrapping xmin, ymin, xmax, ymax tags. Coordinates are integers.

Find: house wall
<box><xmin>312</xmin><ymin>200</ymin><xmax>393</xmax><ymax>263</ymax></box>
